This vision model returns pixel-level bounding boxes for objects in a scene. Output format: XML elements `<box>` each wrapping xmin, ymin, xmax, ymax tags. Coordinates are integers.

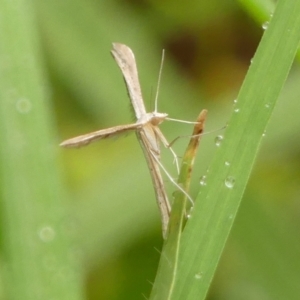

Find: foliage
<box><xmin>1</xmin><ymin>0</ymin><xmax>300</xmax><ymax>299</ymax></box>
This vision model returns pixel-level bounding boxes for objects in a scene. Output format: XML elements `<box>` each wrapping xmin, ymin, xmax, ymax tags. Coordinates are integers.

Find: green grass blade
<box><xmin>149</xmin><ymin>110</ymin><xmax>207</xmax><ymax>299</ymax></box>
<box><xmin>170</xmin><ymin>0</ymin><xmax>300</xmax><ymax>299</ymax></box>
<box><xmin>0</xmin><ymin>0</ymin><xmax>83</xmax><ymax>299</ymax></box>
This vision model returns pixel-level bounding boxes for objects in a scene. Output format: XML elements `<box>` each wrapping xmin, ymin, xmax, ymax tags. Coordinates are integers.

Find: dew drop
<box><xmin>233</xmin><ymin>99</ymin><xmax>238</xmax><ymax>104</ymax></box>
<box><xmin>199</xmin><ymin>175</ymin><xmax>207</xmax><ymax>186</ymax></box>
<box><xmin>215</xmin><ymin>135</ymin><xmax>223</xmax><ymax>147</ymax></box>
<box><xmin>225</xmin><ymin>161</ymin><xmax>230</xmax><ymax>167</ymax></box>
<box><xmin>265</xmin><ymin>103</ymin><xmax>270</xmax><ymax>109</ymax></box>
<box><xmin>262</xmin><ymin>21</ymin><xmax>269</xmax><ymax>30</ymax></box>
<box><xmin>194</xmin><ymin>273</ymin><xmax>203</xmax><ymax>280</ymax></box>
<box><xmin>38</xmin><ymin>226</ymin><xmax>56</xmax><ymax>242</ymax></box>
<box><xmin>16</xmin><ymin>98</ymin><xmax>32</xmax><ymax>114</ymax></box>
<box><xmin>225</xmin><ymin>176</ymin><xmax>235</xmax><ymax>189</ymax></box>
<box><xmin>234</xmin><ymin>108</ymin><xmax>240</xmax><ymax>113</ymax></box>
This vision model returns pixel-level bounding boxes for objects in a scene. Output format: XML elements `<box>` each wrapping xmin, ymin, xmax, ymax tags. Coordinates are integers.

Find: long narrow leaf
<box><xmin>171</xmin><ymin>0</ymin><xmax>300</xmax><ymax>299</ymax></box>
<box><xmin>150</xmin><ymin>110</ymin><xmax>207</xmax><ymax>299</ymax></box>
<box><xmin>0</xmin><ymin>0</ymin><xmax>83</xmax><ymax>299</ymax></box>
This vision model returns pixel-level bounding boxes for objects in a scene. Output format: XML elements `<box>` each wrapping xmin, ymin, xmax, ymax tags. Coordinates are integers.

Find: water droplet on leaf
<box><xmin>262</xmin><ymin>21</ymin><xmax>269</xmax><ymax>30</ymax></box>
<box><xmin>215</xmin><ymin>135</ymin><xmax>223</xmax><ymax>147</ymax></box>
<box><xmin>199</xmin><ymin>175</ymin><xmax>207</xmax><ymax>186</ymax></box>
<box><xmin>225</xmin><ymin>176</ymin><xmax>235</xmax><ymax>189</ymax></box>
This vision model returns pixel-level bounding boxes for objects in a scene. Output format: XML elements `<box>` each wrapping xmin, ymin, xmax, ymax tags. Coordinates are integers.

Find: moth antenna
<box><xmin>154</xmin><ymin>48</ymin><xmax>165</xmax><ymax>113</ymax></box>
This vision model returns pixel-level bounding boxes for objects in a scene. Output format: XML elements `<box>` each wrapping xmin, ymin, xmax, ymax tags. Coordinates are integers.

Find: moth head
<box><xmin>151</xmin><ymin>112</ymin><xmax>168</xmax><ymax>125</ymax></box>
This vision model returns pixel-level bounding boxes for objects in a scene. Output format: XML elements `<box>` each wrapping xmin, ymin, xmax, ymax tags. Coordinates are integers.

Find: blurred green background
<box><xmin>5</xmin><ymin>0</ymin><xmax>300</xmax><ymax>299</ymax></box>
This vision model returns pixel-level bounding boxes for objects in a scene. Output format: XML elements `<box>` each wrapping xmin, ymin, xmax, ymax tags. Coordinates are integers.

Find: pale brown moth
<box><xmin>60</xmin><ymin>43</ymin><xmax>195</xmax><ymax>238</ymax></box>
